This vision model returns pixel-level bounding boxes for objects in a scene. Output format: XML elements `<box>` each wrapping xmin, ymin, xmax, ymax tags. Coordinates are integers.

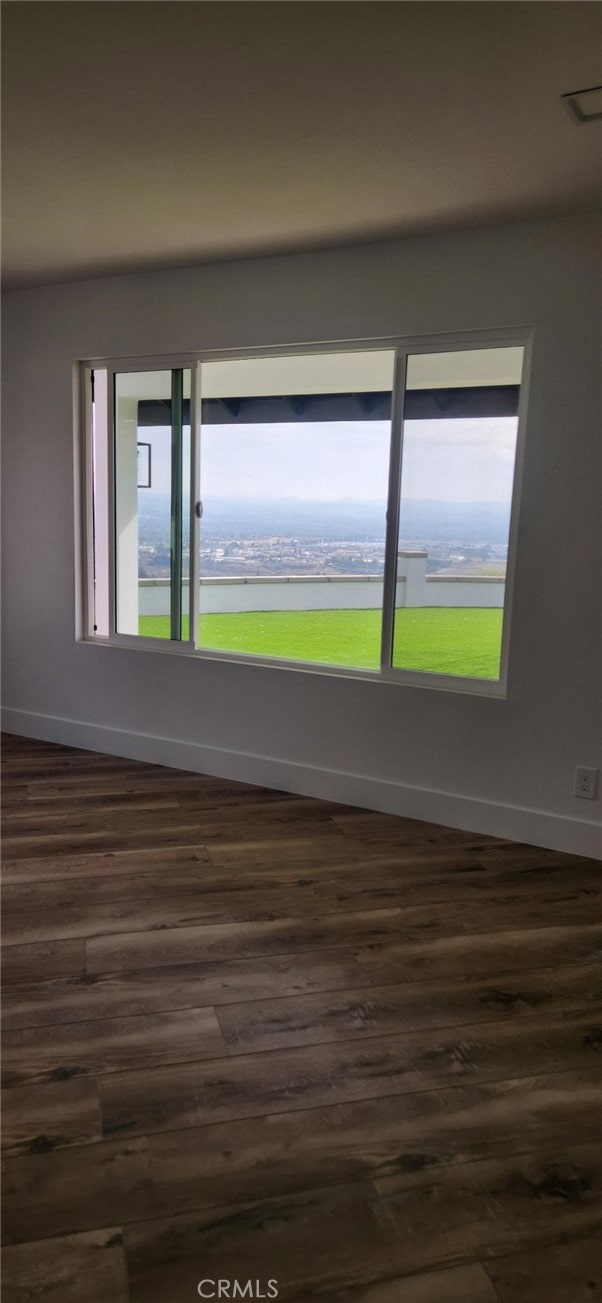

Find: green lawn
<box><xmin>139</xmin><ymin>607</ymin><xmax>503</xmax><ymax>679</ymax></box>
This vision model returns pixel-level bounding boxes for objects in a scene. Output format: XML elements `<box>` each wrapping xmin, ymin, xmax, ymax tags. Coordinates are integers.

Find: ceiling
<box><xmin>2</xmin><ymin>1</ymin><xmax>601</xmax><ymax>289</ymax></box>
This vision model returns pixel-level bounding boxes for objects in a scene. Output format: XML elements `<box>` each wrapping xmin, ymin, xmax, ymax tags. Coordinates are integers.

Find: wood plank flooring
<box><xmin>2</xmin><ymin>733</ymin><xmax>601</xmax><ymax>1301</ymax></box>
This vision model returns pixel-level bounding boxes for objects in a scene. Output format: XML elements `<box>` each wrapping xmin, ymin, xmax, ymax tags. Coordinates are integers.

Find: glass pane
<box><xmin>392</xmin><ymin>345</ymin><xmax>524</xmax><ymax>680</ymax></box>
<box><xmin>196</xmin><ymin>350</ymin><xmax>395</xmax><ymax>669</ymax></box>
<box><xmin>114</xmin><ymin>368</ymin><xmax>191</xmax><ymax>639</ymax></box>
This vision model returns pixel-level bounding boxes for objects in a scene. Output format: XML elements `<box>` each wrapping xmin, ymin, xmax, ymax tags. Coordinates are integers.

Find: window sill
<box><xmin>78</xmin><ymin>632</ymin><xmax>508</xmax><ymax>698</ymax></box>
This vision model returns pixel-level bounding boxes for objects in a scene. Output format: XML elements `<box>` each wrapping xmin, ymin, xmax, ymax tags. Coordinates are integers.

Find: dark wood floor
<box><xmin>1</xmin><ymin>733</ymin><xmax>601</xmax><ymax>1302</ymax></box>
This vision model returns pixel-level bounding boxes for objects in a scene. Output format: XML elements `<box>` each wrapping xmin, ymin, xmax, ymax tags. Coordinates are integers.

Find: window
<box><xmin>81</xmin><ymin>332</ymin><xmax>529</xmax><ymax>692</ymax></box>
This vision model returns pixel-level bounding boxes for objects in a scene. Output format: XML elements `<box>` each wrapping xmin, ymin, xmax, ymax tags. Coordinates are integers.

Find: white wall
<box><xmin>138</xmin><ymin>571</ymin><xmax>505</xmax><ymax>617</ymax></box>
<box><xmin>2</xmin><ymin>214</ymin><xmax>601</xmax><ymax>855</ymax></box>
<box><xmin>425</xmin><ymin>578</ymin><xmax>505</xmax><ymax>609</ymax></box>
<box><xmin>141</xmin><ymin>577</ymin><xmax>391</xmax><ymax>617</ymax></box>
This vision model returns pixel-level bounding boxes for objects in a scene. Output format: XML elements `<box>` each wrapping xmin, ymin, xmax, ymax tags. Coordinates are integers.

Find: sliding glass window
<box><xmin>195</xmin><ymin>350</ymin><xmax>394</xmax><ymax>670</ymax></box>
<box><xmin>83</xmin><ymin>334</ymin><xmax>528</xmax><ymax>690</ymax></box>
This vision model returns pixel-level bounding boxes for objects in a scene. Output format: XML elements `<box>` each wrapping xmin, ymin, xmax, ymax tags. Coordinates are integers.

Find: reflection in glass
<box><xmin>392</xmin><ymin>346</ymin><xmax>523</xmax><ymax>680</ymax></box>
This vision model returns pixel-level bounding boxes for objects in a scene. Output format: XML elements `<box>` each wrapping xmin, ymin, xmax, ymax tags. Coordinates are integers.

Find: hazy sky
<box><xmin>140</xmin><ymin>418</ymin><xmax>518</xmax><ymax>504</ymax></box>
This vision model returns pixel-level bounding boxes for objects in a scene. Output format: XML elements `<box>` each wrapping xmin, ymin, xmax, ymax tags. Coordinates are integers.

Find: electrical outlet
<box><xmin>574</xmin><ymin>766</ymin><xmax>599</xmax><ymax>800</ymax></box>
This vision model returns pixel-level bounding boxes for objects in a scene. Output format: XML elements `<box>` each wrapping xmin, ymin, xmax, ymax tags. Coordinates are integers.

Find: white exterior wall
<box><xmin>2</xmin><ymin>213</ymin><xmax>600</xmax><ymax>855</ymax></box>
<box><xmin>425</xmin><ymin>578</ymin><xmax>505</xmax><ymax>608</ymax></box>
<box><xmin>141</xmin><ymin>577</ymin><xmax>388</xmax><ymax>617</ymax></box>
<box><xmin>397</xmin><ymin>551</ymin><xmax>428</xmax><ymax>607</ymax></box>
<box><xmin>202</xmin><ymin>578</ymin><xmax>390</xmax><ymax>614</ymax></box>
<box><xmin>138</xmin><ymin>571</ymin><xmax>505</xmax><ymax>617</ymax></box>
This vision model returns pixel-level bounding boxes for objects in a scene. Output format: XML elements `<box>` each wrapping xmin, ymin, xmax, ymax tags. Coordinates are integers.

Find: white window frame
<box><xmin>76</xmin><ymin>327</ymin><xmax>532</xmax><ymax>697</ymax></box>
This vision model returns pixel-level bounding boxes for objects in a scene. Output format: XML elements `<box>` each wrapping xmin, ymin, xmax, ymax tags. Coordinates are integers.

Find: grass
<box><xmin>139</xmin><ymin>607</ymin><xmax>503</xmax><ymax>679</ymax></box>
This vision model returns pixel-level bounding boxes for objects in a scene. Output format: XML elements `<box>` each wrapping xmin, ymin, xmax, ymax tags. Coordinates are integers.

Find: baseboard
<box><xmin>3</xmin><ymin>706</ymin><xmax>601</xmax><ymax>859</ymax></box>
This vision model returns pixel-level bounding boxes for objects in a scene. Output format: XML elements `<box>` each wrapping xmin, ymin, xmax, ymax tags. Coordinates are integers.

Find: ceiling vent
<box><xmin>562</xmin><ymin>84</ymin><xmax>602</xmax><ymax>123</ymax></box>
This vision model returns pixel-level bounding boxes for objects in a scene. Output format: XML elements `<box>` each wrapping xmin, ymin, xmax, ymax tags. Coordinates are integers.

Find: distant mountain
<box><xmin>398</xmin><ymin>499</ymin><xmax>510</xmax><ymax>543</ymax></box>
<box><xmin>139</xmin><ymin>496</ymin><xmax>511</xmax><ymax>544</ymax></box>
<box><xmin>200</xmin><ymin>499</ymin><xmax>385</xmax><ymax>540</ymax></box>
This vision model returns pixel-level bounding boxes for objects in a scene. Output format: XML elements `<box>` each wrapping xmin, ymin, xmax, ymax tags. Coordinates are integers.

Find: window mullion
<box><xmin>380</xmin><ymin>348</ymin><xmax>407</xmax><ymax>672</ymax></box>
<box><xmin>81</xmin><ymin>366</ymin><xmax>95</xmax><ymax>639</ymax></box>
<box><xmin>107</xmin><ymin>370</ymin><xmax>117</xmax><ymax>639</ymax></box>
<box><xmin>189</xmin><ymin>361</ymin><xmax>202</xmax><ymax>649</ymax></box>
<box><xmin>169</xmin><ymin>369</ymin><xmax>184</xmax><ymax>640</ymax></box>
